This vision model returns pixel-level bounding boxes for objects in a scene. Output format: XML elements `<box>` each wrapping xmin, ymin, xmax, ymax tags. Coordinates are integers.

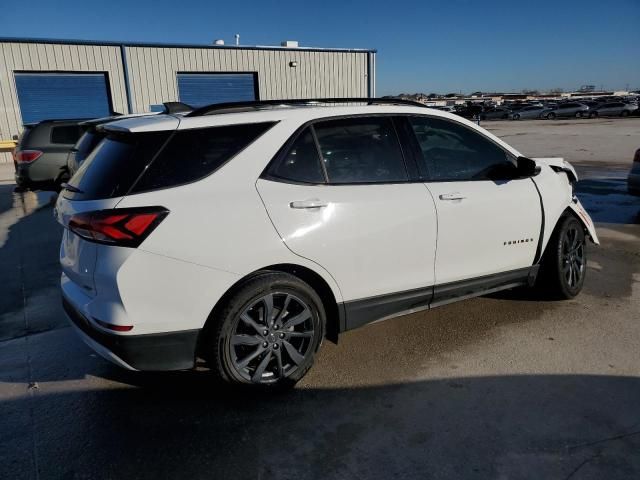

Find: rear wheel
<box><xmin>575</xmin><ymin>112</ymin><xmax>582</xmax><ymax>118</ymax></box>
<box><xmin>621</xmin><ymin>110</ymin><xmax>630</xmax><ymax>117</ymax></box>
<box><xmin>536</xmin><ymin>215</ymin><xmax>587</xmax><ymax>299</ymax></box>
<box><xmin>208</xmin><ymin>272</ymin><xmax>325</xmax><ymax>389</ymax></box>
<box><xmin>589</xmin><ymin>111</ymin><xmax>598</xmax><ymax>118</ymax></box>
<box><xmin>547</xmin><ymin>112</ymin><xmax>556</xmax><ymax>120</ymax></box>
<box><xmin>513</xmin><ymin>114</ymin><xmax>521</xmax><ymax>120</ymax></box>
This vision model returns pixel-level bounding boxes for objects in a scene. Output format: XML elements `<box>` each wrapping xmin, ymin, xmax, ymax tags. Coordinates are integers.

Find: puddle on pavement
<box><xmin>575</xmin><ymin>173</ymin><xmax>640</xmax><ymax>224</ymax></box>
<box><xmin>0</xmin><ymin>187</ymin><xmax>57</xmax><ymax>248</ymax></box>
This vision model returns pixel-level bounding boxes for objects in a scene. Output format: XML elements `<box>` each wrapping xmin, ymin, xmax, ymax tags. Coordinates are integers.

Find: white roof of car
<box><xmin>99</xmin><ymin>103</ymin><xmax>522</xmax><ymax>158</ymax></box>
<box><xmin>102</xmin><ymin>104</ymin><xmax>457</xmax><ymax>133</ymax></box>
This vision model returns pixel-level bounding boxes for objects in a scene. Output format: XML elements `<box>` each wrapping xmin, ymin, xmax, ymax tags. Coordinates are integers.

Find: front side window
<box><xmin>408</xmin><ymin>116</ymin><xmax>516</xmax><ymax>181</ymax></box>
<box><xmin>313</xmin><ymin>117</ymin><xmax>408</xmax><ymax>184</ymax></box>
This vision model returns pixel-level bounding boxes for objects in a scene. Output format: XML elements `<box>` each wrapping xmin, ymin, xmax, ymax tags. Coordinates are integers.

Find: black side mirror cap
<box><xmin>517</xmin><ymin>156</ymin><xmax>541</xmax><ymax>177</ymax></box>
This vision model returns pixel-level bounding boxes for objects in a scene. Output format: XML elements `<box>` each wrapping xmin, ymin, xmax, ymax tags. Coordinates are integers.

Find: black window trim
<box><xmin>261</xmin><ymin>113</ymin><xmax>421</xmax><ymax>186</ymax></box>
<box><xmin>401</xmin><ymin>113</ymin><xmax>519</xmax><ymax>183</ymax></box>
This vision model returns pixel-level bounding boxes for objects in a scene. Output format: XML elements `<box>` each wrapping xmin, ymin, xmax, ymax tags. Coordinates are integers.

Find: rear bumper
<box><xmin>15</xmin><ymin>159</ymin><xmax>67</xmax><ymax>187</ymax></box>
<box><xmin>62</xmin><ymin>296</ymin><xmax>200</xmax><ymax>371</ymax></box>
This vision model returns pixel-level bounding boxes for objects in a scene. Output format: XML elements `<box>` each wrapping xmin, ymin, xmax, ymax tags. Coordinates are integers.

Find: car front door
<box><xmin>257</xmin><ymin>116</ymin><xmax>438</xmax><ymax>313</ymax></box>
<box><xmin>404</xmin><ymin>115</ymin><xmax>542</xmax><ymax>289</ymax></box>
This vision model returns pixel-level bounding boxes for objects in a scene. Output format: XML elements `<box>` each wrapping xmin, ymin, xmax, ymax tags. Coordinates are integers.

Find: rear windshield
<box><xmin>65</xmin><ymin>122</ymin><xmax>275</xmax><ymax>200</ymax></box>
<box><xmin>66</xmin><ymin>132</ymin><xmax>169</xmax><ymax>200</ymax></box>
<box><xmin>17</xmin><ymin>125</ymin><xmax>35</xmax><ymax>148</ymax></box>
<box><xmin>74</xmin><ymin>129</ymin><xmax>106</xmax><ymax>160</ymax></box>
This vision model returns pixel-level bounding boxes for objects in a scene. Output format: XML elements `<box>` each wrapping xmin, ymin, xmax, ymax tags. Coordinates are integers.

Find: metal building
<box><xmin>0</xmin><ymin>38</ymin><xmax>376</xmax><ymax>162</ymax></box>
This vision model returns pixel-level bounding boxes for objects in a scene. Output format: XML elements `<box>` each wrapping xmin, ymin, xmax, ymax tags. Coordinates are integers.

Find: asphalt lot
<box><xmin>1</xmin><ymin>118</ymin><xmax>639</xmax><ymax>480</ymax></box>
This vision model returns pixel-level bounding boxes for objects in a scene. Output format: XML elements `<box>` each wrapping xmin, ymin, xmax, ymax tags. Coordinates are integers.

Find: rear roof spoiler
<box><xmin>162</xmin><ymin>102</ymin><xmax>193</xmax><ymax>114</ymax></box>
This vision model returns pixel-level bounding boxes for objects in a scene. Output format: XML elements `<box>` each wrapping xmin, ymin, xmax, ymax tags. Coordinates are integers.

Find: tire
<box><xmin>536</xmin><ymin>215</ymin><xmax>587</xmax><ymax>299</ymax></box>
<box><xmin>575</xmin><ymin>112</ymin><xmax>582</xmax><ymax>118</ymax></box>
<box><xmin>589</xmin><ymin>112</ymin><xmax>598</xmax><ymax>118</ymax></box>
<box><xmin>547</xmin><ymin>112</ymin><xmax>556</xmax><ymax>120</ymax></box>
<box><xmin>621</xmin><ymin>110</ymin><xmax>629</xmax><ymax>117</ymax></box>
<box><xmin>513</xmin><ymin>114</ymin><xmax>521</xmax><ymax>120</ymax></box>
<box><xmin>207</xmin><ymin>272</ymin><xmax>325</xmax><ymax>389</ymax></box>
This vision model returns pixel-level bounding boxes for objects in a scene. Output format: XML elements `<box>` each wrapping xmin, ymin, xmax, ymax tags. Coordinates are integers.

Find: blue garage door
<box><xmin>14</xmin><ymin>72</ymin><xmax>112</xmax><ymax>124</ymax></box>
<box><xmin>177</xmin><ymin>73</ymin><xmax>257</xmax><ymax>106</ymax></box>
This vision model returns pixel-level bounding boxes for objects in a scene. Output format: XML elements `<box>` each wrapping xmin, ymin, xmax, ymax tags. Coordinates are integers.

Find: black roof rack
<box><xmin>186</xmin><ymin>97</ymin><xmax>427</xmax><ymax>117</ymax></box>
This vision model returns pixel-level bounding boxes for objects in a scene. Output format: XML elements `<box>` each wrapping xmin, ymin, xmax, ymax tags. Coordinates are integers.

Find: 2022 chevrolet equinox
<box><xmin>57</xmin><ymin>98</ymin><xmax>599</xmax><ymax>388</ymax></box>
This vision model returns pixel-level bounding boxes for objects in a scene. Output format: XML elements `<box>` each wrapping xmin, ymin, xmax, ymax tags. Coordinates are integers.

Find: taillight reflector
<box><xmin>68</xmin><ymin>207</ymin><xmax>168</xmax><ymax>248</ymax></box>
<box><xmin>15</xmin><ymin>150</ymin><xmax>43</xmax><ymax>163</ymax></box>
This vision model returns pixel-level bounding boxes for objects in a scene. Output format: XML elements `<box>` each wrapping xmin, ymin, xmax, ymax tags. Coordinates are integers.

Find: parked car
<box><xmin>56</xmin><ymin>98</ymin><xmax>599</xmax><ymax>389</ymax></box>
<box><xmin>628</xmin><ymin>148</ymin><xmax>640</xmax><ymax>195</ymax></box>
<box><xmin>67</xmin><ymin>102</ymin><xmax>193</xmax><ymax>177</ymax></box>
<box><xmin>511</xmin><ymin>105</ymin><xmax>550</xmax><ymax>120</ymax></box>
<box><xmin>453</xmin><ymin>104</ymin><xmax>484</xmax><ymax>119</ymax></box>
<box><xmin>14</xmin><ymin>119</ymin><xmax>88</xmax><ymax>189</ymax></box>
<box><xmin>480</xmin><ymin>107</ymin><xmax>511</xmax><ymax>120</ymax></box>
<box><xmin>544</xmin><ymin>102</ymin><xmax>589</xmax><ymax>119</ymax></box>
<box><xmin>587</xmin><ymin>102</ymin><xmax>638</xmax><ymax>118</ymax></box>
<box><xmin>431</xmin><ymin>105</ymin><xmax>456</xmax><ymax>113</ymax></box>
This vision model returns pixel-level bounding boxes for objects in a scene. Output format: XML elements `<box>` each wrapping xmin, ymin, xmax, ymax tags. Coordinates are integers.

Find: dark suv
<box><xmin>14</xmin><ymin>119</ymin><xmax>87</xmax><ymax>189</ymax></box>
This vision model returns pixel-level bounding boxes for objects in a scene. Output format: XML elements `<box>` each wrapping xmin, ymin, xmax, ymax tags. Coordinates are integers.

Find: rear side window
<box><xmin>270</xmin><ymin>128</ymin><xmax>325</xmax><ymax>184</ymax></box>
<box><xmin>313</xmin><ymin>117</ymin><xmax>408</xmax><ymax>184</ymax></box>
<box><xmin>131</xmin><ymin>122</ymin><xmax>275</xmax><ymax>192</ymax></box>
<box><xmin>51</xmin><ymin>125</ymin><xmax>83</xmax><ymax>144</ymax></box>
<box><xmin>66</xmin><ymin>132</ymin><xmax>169</xmax><ymax>200</ymax></box>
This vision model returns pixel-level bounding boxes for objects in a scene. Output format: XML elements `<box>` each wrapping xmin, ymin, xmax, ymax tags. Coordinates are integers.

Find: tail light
<box><xmin>68</xmin><ymin>207</ymin><xmax>169</xmax><ymax>247</ymax></box>
<box><xmin>15</xmin><ymin>150</ymin><xmax>43</xmax><ymax>163</ymax></box>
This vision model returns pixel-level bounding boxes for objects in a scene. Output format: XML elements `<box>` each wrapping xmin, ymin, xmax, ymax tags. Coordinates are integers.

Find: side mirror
<box><xmin>517</xmin><ymin>156</ymin><xmax>541</xmax><ymax>177</ymax></box>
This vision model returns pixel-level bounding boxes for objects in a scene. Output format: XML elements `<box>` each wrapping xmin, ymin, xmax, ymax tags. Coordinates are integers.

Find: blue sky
<box><xmin>4</xmin><ymin>0</ymin><xmax>639</xmax><ymax>94</ymax></box>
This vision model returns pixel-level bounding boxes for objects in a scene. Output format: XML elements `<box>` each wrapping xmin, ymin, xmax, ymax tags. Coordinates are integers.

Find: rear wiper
<box><xmin>61</xmin><ymin>183</ymin><xmax>84</xmax><ymax>194</ymax></box>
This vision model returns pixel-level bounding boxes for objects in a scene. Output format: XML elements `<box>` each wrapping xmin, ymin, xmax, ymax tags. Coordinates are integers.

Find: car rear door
<box><xmin>257</xmin><ymin>116</ymin><xmax>438</xmax><ymax>305</ymax></box>
<box><xmin>403</xmin><ymin>115</ymin><xmax>541</xmax><ymax>288</ymax></box>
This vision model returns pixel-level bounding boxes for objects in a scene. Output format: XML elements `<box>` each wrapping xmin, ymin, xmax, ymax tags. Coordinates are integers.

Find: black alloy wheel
<box><xmin>537</xmin><ymin>215</ymin><xmax>587</xmax><ymax>299</ymax></box>
<box><xmin>210</xmin><ymin>272</ymin><xmax>324</xmax><ymax>388</ymax></box>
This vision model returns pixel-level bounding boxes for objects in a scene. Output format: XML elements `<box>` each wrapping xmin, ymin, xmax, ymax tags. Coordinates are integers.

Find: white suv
<box><xmin>56</xmin><ymin>99</ymin><xmax>599</xmax><ymax>388</ymax></box>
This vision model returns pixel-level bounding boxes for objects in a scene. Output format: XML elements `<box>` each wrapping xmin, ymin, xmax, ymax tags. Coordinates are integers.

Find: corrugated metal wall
<box><xmin>0</xmin><ymin>40</ymin><xmax>374</xmax><ymax>163</ymax></box>
<box><xmin>0</xmin><ymin>41</ymin><xmax>128</xmax><ymax>162</ymax></box>
<box><xmin>124</xmin><ymin>46</ymin><xmax>369</xmax><ymax>113</ymax></box>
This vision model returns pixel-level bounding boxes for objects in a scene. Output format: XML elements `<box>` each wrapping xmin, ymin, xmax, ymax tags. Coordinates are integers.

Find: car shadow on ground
<box><xmin>2</xmin><ymin>372</ymin><xmax>639</xmax><ymax>480</ymax></box>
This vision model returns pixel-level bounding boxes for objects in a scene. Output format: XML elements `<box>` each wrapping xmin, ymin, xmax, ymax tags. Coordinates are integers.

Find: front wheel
<box><xmin>547</xmin><ymin>112</ymin><xmax>556</xmax><ymax>120</ymax></box>
<box><xmin>207</xmin><ymin>272</ymin><xmax>325</xmax><ymax>389</ymax></box>
<box><xmin>575</xmin><ymin>112</ymin><xmax>582</xmax><ymax>118</ymax></box>
<box><xmin>621</xmin><ymin>110</ymin><xmax>630</xmax><ymax>117</ymax></box>
<box><xmin>513</xmin><ymin>114</ymin><xmax>521</xmax><ymax>120</ymax></box>
<box><xmin>536</xmin><ymin>215</ymin><xmax>587</xmax><ymax>299</ymax></box>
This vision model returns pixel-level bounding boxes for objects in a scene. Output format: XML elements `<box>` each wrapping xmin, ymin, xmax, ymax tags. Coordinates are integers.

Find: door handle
<box><xmin>439</xmin><ymin>192</ymin><xmax>466</xmax><ymax>201</ymax></box>
<box><xmin>289</xmin><ymin>199</ymin><xmax>328</xmax><ymax>209</ymax></box>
